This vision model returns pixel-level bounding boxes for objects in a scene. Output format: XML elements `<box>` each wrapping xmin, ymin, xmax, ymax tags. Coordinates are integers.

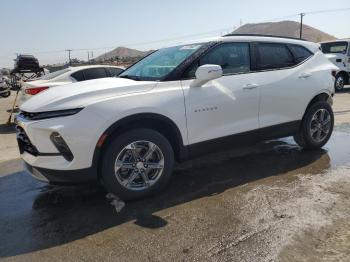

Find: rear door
<box><xmin>254</xmin><ymin>42</ymin><xmax>314</xmax><ymax>128</ymax></box>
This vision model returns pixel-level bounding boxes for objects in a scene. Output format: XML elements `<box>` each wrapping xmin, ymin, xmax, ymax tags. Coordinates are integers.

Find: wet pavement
<box><xmin>1</xmin><ymin>130</ymin><xmax>350</xmax><ymax>261</ymax></box>
<box><xmin>1</xmin><ymin>90</ymin><xmax>350</xmax><ymax>261</ymax></box>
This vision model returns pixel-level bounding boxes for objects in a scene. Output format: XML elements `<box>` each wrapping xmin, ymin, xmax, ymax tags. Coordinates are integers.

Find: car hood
<box><xmin>20</xmin><ymin>78</ymin><xmax>157</xmax><ymax>112</ymax></box>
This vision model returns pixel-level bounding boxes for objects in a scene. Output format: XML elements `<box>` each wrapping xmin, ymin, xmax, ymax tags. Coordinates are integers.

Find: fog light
<box><xmin>50</xmin><ymin>132</ymin><xmax>74</xmax><ymax>161</ymax></box>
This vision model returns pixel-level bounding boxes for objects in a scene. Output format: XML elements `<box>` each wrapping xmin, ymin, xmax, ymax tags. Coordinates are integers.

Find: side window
<box><xmin>83</xmin><ymin>68</ymin><xmax>108</xmax><ymax>80</ymax></box>
<box><xmin>184</xmin><ymin>42</ymin><xmax>250</xmax><ymax>79</ymax></box>
<box><xmin>256</xmin><ymin>43</ymin><xmax>295</xmax><ymax>70</ymax></box>
<box><xmin>71</xmin><ymin>71</ymin><xmax>85</xmax><ymax>82</ymax></box>
<box><xmin>288</xmin><ymin>44</ymin><xmax>313</xmax><ymax>64</ymax></box>
<box><xmin>106</xmin><ymin>67</ymin><xmax>123</xmax><ymax>77</ymax></box>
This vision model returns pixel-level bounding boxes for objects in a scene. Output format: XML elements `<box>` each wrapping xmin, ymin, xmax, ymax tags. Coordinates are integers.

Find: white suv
<box><xmin>16</xmin><ymin>35</ymin><xmax>337</xmax><ymax>200</ymax></box>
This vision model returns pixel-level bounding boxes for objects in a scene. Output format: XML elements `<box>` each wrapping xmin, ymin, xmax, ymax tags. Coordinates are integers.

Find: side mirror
<box><xmin>191</xmin><ymin>64</ymin><xmax>223</xmax><ymax>87</ymax></box>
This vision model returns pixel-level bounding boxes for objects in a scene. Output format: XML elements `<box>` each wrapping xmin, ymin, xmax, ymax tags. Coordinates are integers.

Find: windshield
<box><xmin>39</xmin><ymin>68</ymin><xmax>70</xmax><ymax>80</ymax></box>
<box><xmin>119</xmin><ymin>44</ymin><xmax>203</xmax><ymax>81</ymax></box>
<box><xmin>321</xmin><ymin>41</ymin><xmax>348</xmax><ymax>54</ymax></box>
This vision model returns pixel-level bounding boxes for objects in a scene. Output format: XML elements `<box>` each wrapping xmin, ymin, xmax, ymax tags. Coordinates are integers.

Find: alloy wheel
<box><xmin>114</xmin><ymin>141</ymin><xmax>164</xmax><ymax>191</ymax></box>
<box><xmin>309</xmin><ymin>108</ymin><xmax>331</xmax><ymax>143</ymax></box>
<box><xmin>335</xmin><ymin>76</ymin><xmax>344</xmax><ymax>91</ymax></box>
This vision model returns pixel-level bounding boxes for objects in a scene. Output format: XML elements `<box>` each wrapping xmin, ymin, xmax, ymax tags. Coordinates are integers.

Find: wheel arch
<box><xmin>303</xmin><ymin>92</ymin><xmax>332</xmax><ymax>119</ymax></box>
<box><xmin>92</xmin><ymin>113</ymin><xmax>188</xmax><ymax>179</ymax></box>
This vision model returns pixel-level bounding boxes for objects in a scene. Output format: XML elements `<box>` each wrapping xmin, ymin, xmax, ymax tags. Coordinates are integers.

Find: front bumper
<box><xmin>23</xmin><ymin>161</ymin><xmax>97</xmax><ymax>184</ymax></box>
<box><xmin>15</xmin><ymin>107</ymin><xmax>107</xmax><ymax>171</ymax></box>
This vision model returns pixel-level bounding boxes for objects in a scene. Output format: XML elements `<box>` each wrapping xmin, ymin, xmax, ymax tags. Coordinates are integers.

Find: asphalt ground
<box><xmin>1</xmin><ymin>88</ymin><xmax>350</xmax><ymax>261</ymax></box>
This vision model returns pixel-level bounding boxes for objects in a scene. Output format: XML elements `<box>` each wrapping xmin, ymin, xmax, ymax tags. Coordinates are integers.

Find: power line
<box><xmin>26</xmin><ymin>27</ymin><xmax>233</xmax><ymax>55</ymax></box>
<box><xmin>10</xmin><ymin>7</ymin><xmax>350</xmax><ymax>59</ymax></box>
<box><xmin>305</xmin><ymin>7</ymin><xmax>350</xmax><ymax>15</ymax></box>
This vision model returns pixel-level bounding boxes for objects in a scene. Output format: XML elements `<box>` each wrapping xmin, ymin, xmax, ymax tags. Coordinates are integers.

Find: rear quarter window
<box><xmin>288</xmin><ymin>44</ymin><xmax>313</xmax><ymax>64</ymax></box>
<box><xmin>256</xmin><ymin>43</ymin><xmax>295</xmax><ymax>70</ymax></box>
<box><xmin>82</xmin><ymin>68</ymin><xmax>108</xmax><ymax>80</ymax></box>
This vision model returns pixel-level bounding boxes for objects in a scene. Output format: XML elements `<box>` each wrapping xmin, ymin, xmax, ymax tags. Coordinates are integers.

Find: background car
<box><xmin>14</xmin><ymin>55</ymin><xmax>41</xmax><ymax>71</ymax></box>
<box><xmin>320</xmin><ymin>39</ymin><xmax>350</xmax><ymax>91</ymax></box>
<box><xmin>0</xmin><ymin>75</ymin><xmax>11</xmax><ymax>98</ymax></box>
<box><xmin>19</xmin><ymin>65</ymin><xmax>124</xmax><ymax>105</ymax></box>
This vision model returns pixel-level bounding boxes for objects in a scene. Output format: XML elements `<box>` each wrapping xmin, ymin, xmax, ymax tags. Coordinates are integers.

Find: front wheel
<box><xmin>101</xmin><ymin>128</ymin><xmax>174</xmax><ymax>200</ymax></box>
<box><xmin>294</xmin><ymin>101</ymin><xmax>334</xmax><ymax>149</ymax></box>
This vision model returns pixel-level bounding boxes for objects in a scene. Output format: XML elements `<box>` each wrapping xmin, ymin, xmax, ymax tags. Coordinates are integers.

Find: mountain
<box><xmin>232</xmin><ymin>21</ymin><xmax>337</xmax><ymax>42</ymax></box>
<box><xmin>95</xmin><ymin>47</ymin><xmax>152</xmax><ymax>61</ymax></box>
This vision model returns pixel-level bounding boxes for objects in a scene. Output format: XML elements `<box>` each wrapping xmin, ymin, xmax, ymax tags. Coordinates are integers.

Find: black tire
<box><xmin>0</xmin><ymin>90</ymin><xmax>11</xmax><ymax>98</ymax></box>
<box><xmin>294</xmin><ymin>101</ymin><xmax>334</xmax><ymax>149</ymax></box>
<box><xmin>101</xmin><ymin>128</ymin><xmax>174</xmax><ymax>200</ymax></box>
<box><xmin>335</xmin><ymin>74</ymin><xmax>345</xmax><ymax>92</ymax></box>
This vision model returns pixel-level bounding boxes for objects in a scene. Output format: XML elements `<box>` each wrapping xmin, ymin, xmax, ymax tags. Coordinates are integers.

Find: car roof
<box><xmin>175</xmin><ymin>34</ymin><xmax>319</xmax><ymax>52</ymax></box>
<box><xmin>319</xmin><ymin>39</ymin><xmax>350</xmax><ymax>43</ymax></box>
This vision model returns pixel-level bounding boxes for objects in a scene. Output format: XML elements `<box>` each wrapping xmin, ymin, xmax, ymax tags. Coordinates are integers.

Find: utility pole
<box><xmin>66</xmin><ymin>49</ymin><xmax>72</xmax><ymax>65</ymax></box>
<box><xmin>299</xmin><ymin>13</ymin><xmax>305</xmax><ymax>39</ymax></box>
<box><xmin>87</xmin><ymin>51</ymin><xmax>90</xmax><ymax>63</ymax></box>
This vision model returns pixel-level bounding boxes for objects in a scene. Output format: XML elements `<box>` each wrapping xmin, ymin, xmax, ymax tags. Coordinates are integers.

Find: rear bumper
<box><xmin>23</xmin><ymin>161</ymin><xmax>98</xmax><ymax>185</ymax></box>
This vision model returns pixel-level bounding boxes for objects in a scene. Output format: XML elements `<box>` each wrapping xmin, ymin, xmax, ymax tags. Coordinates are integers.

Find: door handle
<box><xmin>243</xmin><ymin>83</ymin><xmax>259</xmax><ymax>90</ymax></box>
<box><xmin>298</xmin><ymin>73</ymin><xmax>312</xmax><ymax>79</ymax></box>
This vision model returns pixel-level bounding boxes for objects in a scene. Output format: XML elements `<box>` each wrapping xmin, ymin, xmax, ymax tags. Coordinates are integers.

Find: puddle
<box><xmin>1</xmin><ymin>131</ymin><xmax>350</xmax><ymax>258</ymax></box>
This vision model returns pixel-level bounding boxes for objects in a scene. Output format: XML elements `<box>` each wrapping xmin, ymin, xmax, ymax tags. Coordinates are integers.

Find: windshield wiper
<box><xmin>119</xmin><ymin>75</ymin><xmax>141</xmax><ymax>81</ymax></box>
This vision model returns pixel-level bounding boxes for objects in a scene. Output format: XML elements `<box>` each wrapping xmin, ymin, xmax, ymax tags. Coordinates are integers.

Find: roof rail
<box><xmin>223</xmin><ymin>33</ymin><xmax>308</xmax><ymax>41</ymax></box>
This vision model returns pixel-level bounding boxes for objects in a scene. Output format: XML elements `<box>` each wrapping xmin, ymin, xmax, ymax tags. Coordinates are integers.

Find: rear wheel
<box><xmin>0</xmin><ymin>91</ymin><xmax>10</xmax><ymax>98</ymax></box>
<box><xmin>294</xmin><ymin>101</ymin><xmax>334</xmax><ymax>149</ymax></box>
<box><xmin>101</xmin><ymin>128</ymin><xmax>174</xmax><ymax>200</ymax></box>
<box><xmin>335</xmin><ymin>74</ymin><xmax>345</xmax><ymax>92</ymax></box>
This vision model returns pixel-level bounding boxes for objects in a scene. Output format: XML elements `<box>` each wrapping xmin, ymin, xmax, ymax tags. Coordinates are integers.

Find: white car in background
<box><xmin>19</xmin><ymin>65</ymin><xmax>124</xmax><ymax>104</ymax></box>
<box><xmin>320</xmin><ymin>39</ymin><xmax>350</xmax><ymax>91</ymax></box>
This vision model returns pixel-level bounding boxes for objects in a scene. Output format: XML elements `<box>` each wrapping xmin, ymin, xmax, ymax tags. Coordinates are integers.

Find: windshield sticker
<box><xmin>180</xmin><ymin>45</ymin><xmax>201</xmax><ymax>50</ymax></box>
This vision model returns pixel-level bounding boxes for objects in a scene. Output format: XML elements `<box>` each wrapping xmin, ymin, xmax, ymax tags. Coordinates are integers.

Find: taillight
<box><xmin>331</xmin><ymin>70</ymin><xmax>337</xmax><ymax>78</ymax></box>
<box><xmin>24</xmin><ymin>86</ymin><xmax>49</xmax><ymax>95</ymax></box>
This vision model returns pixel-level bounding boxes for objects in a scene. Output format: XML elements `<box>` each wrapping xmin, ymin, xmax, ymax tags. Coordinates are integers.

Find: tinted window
<box><xmin>288</xmin><ymin>45</ymin><xmax>313</xmax><ymax>64</ymax></box>
<box><xmin>257</xmin><ymin>43</ymin><xmax>295</xmax><ymax>70</ymax></box>
<box><xmin>83</xmin><ymin>68</ymin><xmax>108</xmax><ymax>80</ymax></box>
<box><xmin>71</xmin><ymin>70</ymin><xmax>85</xmax><ymax>82</ymax></box>
<box><xmin>184</xmin><ymin>42</ymin><xmax>250</xmax><ymax>78</ymax></box>
<box><xmin>40</xmin><ymin>68</ymin><xmax>70</xmax><ymax>80</ymax></box>
<box><xmin>106</xmin><ymin>67</ymin><xmax>123</xmax><ymax>77</ymax></box>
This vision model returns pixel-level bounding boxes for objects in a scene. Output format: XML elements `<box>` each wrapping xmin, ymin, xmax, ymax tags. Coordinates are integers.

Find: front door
<box><xmin>181</xmin><ymin>42</ymin><xmax>260</xmax><ymax>145</ymax></box>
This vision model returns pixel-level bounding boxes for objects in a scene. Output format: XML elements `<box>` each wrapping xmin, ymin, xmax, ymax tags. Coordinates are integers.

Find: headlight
<box><xmin>19</xmin><ymin>108</ymin><xmax>83</xmax><ymax>120</ymax></box>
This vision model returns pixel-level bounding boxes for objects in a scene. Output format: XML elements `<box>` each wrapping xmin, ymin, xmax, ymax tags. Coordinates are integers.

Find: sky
<box><xmin>0</xmin><ymin>0</ymin><xmax>349</xmax><ymax>68</ymax></box>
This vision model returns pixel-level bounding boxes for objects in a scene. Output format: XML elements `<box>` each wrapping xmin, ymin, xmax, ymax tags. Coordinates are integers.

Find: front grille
<box><xmin>16</xmin><ymin>126</ymin><xmax>39</xmax><ymax>156</ymax></box>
